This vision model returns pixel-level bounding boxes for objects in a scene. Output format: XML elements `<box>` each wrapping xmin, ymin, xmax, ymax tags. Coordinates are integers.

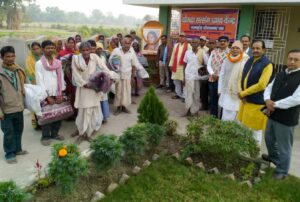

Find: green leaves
<box><xmin>137</xmin><ymin>86</ymin><xmax>168</xmax><ymax>125</ymax></box>
<box><xmin>48</xmin><ymin>143</ymin><xmax>88</xmax><ymax>196</ymax></box>
<box><xmin>0</xmin><ymin>181</ymin><xmax>31</xmax><ymax>202</ymax></box>
<box><xmin>90</xmin><ymin>135</ymin><xmax>123</xmax><ymax>171</ymax></box>
<box><xmin>183</xmin><ymin>116</ymin><xmax>259</xmax><ymax>167</ymax></box>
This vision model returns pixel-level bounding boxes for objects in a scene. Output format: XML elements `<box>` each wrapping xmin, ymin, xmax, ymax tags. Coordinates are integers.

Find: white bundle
<box><xmin>24</xmin><ymin>84</ymin><xmax>47</xmax><ymax>116</ymax></box>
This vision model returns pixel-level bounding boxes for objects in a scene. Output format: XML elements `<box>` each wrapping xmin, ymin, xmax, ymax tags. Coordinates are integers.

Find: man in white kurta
<box><xmin>169</xmin><ymin>33</ymin><xmax>191</xmax><ymax>99</ymax></box>
<box><xmin>109</xmin><ymin>37</ymin><xmax>143</xmax><ymax>115</ymax></box>
<box><xmin>218</xmin><ymin>41</ymin><xmax>249</xmax><ymax>121</ymax></box>
<box><xmin>72</xmin><ymin>42</ymin><xmax>113</xmax><ymax>142</ymax></box>
<box><xmin>183</xmin><ymin>37</ymin><xmax>208</xmax><ymax>116</ymax></box>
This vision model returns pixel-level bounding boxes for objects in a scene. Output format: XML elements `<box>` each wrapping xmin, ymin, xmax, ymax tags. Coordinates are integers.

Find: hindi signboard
<box><xmin>181</xmin><ymin>9</ymin><xmax>239</xmax><ymax>41</ymax></box>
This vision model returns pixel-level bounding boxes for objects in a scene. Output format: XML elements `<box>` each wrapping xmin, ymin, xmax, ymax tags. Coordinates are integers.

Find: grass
<box><xmin>102</xmin><ymin>156</ymin><xmax>300</xmax><ymax>202</ymax></box>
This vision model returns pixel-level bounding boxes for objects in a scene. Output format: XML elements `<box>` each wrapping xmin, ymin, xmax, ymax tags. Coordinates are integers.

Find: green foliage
<box><xmin>119</xmin><ymin>124</ymin><xmax>148</xmax><ymax>164</ymax></box>
<box><xmin>183</xmin><ymin>116</ymin><xmax>259</xmax><ymax>167</ymax></box>
<box><xmin>0</xmin><ymin>181</ymin><xmax>31</xmax><ymax>202</ymax></box>
<box><xmin>48</xmin><ymin>143</ymin><xmax>88</xmax><ymax>195</ymax></box>
<box><xmin>90</xmin><ymin>135</ymin><xmax>123</xmax><ymax>171</ymax></box>
<box><xmin>144</xmin><ymin>123</ymin><xmax>166</xmax><ymax>147</ymax></box>
<box><xmin>240</xmin><ymin>162</ymin><xmax>257</xmax><ymax>180</ymax></box>
<box><xmin>164</xmin><ymin>119</ymin><xmax>178</xmax><ymax>136</ymax></box>
<box><xmin>137</xmin><ymin>86</ymin><xmax>169</xmax><ymax>125</ymax></box>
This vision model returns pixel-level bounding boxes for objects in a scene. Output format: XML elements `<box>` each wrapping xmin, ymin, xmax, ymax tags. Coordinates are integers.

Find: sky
<box><xmin>35</xmin><ymin>0</ymin><xmax>159</xmax><ymax>18</ymax></box>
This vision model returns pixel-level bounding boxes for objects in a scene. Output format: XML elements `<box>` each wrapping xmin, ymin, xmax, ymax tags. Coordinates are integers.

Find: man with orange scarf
<box><xmin>169</xmin><ymin>33</ymin><xmax>191</xmax><ymax>100</ymax></box>
<box><xmin>218</xmin><ymin>41</ymin><xmax>249</xmax><ymax>120</ymax></box>
<box><xmin>0</xmin><ymin>46</ymin><xmax>28</xmax><ymax>164</ymax></box>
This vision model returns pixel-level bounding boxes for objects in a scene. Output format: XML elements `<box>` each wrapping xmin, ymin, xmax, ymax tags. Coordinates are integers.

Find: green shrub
<box><xmin>240</xmin><ymin>162</ymin><xmax>256</xmax><ymax>180</ymax></box>
<box><xmin>0</xmin><ymin>181</ymin><xmax>31</xmax><ymax>202</ymax></box>
<box><xmin>119</xmin><ymin>124</ymin><xmax>148</xmax><ymax>164</ymax></box>
<box><xmin>137</xmin><ymin>86</ymin><xmax>168</xmax><ymax>125</ymax></box>
<box><xmin>145</xmin><ymin>123</ymin><xmax>166</xmax><ymax>147</ymax></box>
<box><xmin>183</xmin><ymin>116</ymin><xmax>259</xmax><ymax>167</ymax></box>
<box><xmin>164</xmin><ymin>119</ymin><xmax>178</xmax><ymax>136</ymax></box>
<box><xmin>90</xmin><ymin>135</ymin><xmax>123</xmax><ymax>171</ymax></box>
<box><xmin>48</xmin><ymin>143</ymin><xmax>88</xmax><ymax>195</ymax></box>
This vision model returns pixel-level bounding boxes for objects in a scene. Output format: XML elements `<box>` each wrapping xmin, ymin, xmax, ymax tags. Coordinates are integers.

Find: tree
<box><xmin>137</xmin><ymin>86</ymin><xmax>169</xmax><ymax>125</ymax></box>
<box><xmin>89</xmin><ymin>9</ymin><xmax>104</xmax><ymax>24</ymax></box>
<box><xmin>26</xmin><ymin>3</ymin><xmax>42</xmax><ymax>22</ymax></box>
<box><xmin>45</xmin><ymin>7</ymin><xmax>66</xmax><ymax>23</ymax></box>
<box><xmin>1</xmin><ymin>0</ymin><xmax>33</xmax><ymax>29</ymax></box>
<box><xmin>143</xmin><ymin>14</ymin><xmax>152</xmax><ymax>22</ymax></box>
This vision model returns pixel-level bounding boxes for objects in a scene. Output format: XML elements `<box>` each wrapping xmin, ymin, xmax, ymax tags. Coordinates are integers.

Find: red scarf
<box><xmin>172</xmin><ymin>42</ymin><xmax>188</xmax><ymax>73</ymax></box>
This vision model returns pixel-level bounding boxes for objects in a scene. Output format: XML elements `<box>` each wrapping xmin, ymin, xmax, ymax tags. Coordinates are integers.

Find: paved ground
<box><xmin>0</xmin><ymin>88</ymin><xmax>299</xmax><ymax>188</ymax></box>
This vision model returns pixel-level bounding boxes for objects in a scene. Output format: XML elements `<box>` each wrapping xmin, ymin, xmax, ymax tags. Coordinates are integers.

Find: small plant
<box><xmin>48</xmin><ymin>143</ymin><xmax>88</xmax><ymax>195</ymax></box>
<box><xmin>240</xmin><ymin>162</ymin><xmax>256</xmax><ymax>180</ymax></box>
<box><xmin>145</xmin><ymin>123</ymin><xmax>166</xmax><ymax>147</ymax></box>
<box><xmin>183</xmin><ymin>116</ymin><xmax>259</xmax><ymax>167</ymax></box>
<box><xmin>164</xmin><ymin>119</ymin><xmax>178</xmax><ymax>136</ymax></box>
<box><xmin>90</xmin><ymin>135</ymin><xmax>123</xmax><ymax>171</ymax></box>
<box><xmin>137</xmin><ymin>86</ymin><xmax>169</xmax><ymax>125</ymax></box>
<box><xmin>0</xmin><ymin>181</ymin><xmax>31</xmax><ymax>202</ymax></box>
<box><xmin>119</xmin><ymin>124</ymin><xmax>148</xmax><ymax>164</ymax></box>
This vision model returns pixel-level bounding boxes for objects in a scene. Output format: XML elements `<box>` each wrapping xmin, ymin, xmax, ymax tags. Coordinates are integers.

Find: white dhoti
<box><xmin>76</xmin><ymin>106</ymin><xmax>103</xmax><ymax>137</ymax></box>
<box><xmin>253</xmin><ymin>130</ymin><xmax>263</xmax><ymax>147</ymax></box>
<box><xmin>221</xmin><ymin>109</ymin><xmax>237</xmax><ymax>121</ymax></box>
<box><xmin>114</xmin><ymin>79</ymin><xmax>131</xmax><ymax>107</ymax></box>
<box><xmin>185</xmin><ymin>80</ymin><xmax>200</xmax><ymax>114</ymax></box>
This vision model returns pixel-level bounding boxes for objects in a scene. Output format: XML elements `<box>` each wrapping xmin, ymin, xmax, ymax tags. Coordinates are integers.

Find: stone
<box><xmin>225</xmin><ymin>173</ymin><xmax>236</xmax><ymax>181</ymax></box>
<box><xmin>132</xmin><ymin>166</ymin><xmax>141</xmax><ymax>175</ymax></box>
<box><xmin>119</xmin><ymin>174</ymin><xmax>130</xmax><ymax>185</ymax></box>
<box><xmin>90</xmin><ymin>191</ymin><xmax>105</xmax><ymax>202</ymax></box>
<box><xmin>195</xmin><ymin>162</ymin><xmax>205</xmax><ymax>170</ymax></box>
<box><xmin>260</xmin><ymin>163</ymin><xmax>269</xmax><ymax>170</ymax></box>
<box><xmin>254</xmin><ymin>177</ymin><xmax>261</xmax><ymax>184</ymax></box>
<box><xmin>172</xmin><ymin>152</ymin><xmax>180</xmax><ymax>160</ymax></box>
<box><xmin>259</xmin><ymin>170</ymin><xmax>266</xmax><ymax>175</ymax></box>
<box><xmin>161</xmin><ymin>149</ymin><xmax>169</xmax><ymax>155</ymax></box>
<box><xmin>143</xmin><ymin>160</ymin><xmax>151</xmax><ymax>168</ymax></box>
<box><xmin>107</xmin><ymin>183</ymin><xmax>118</xmax><ymax>193</ymax></box>
<box><xmin>240</xmin><ymin>180</ymin><xmax>253</xmax><ymax>188</ymax></box>
<box><xmin>185</xmin><ymin>157</ymin><xmax>193</xmax><ymax>165</ymax></box>
<box><xmin>152</xmin><ymin>154</ymin><xmax>160</xmax><ymax>161</ymax></box>
<box><xmin>208</xmin><ymin>167</ymin><xmax>220</xmax><ymax>174</ymax></box>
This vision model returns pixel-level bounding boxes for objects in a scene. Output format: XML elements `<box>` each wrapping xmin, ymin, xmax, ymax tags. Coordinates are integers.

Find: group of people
<box><xmin>156</xmin><ymin>33</ymin><xmax>300</xmax><ymax>180</ymax></box>
<box><xmin>0</xmin><ymin>31</ymin><xmax>147</xmax><ymax>164</ymax></box>
<box><xmin>0</xmin><ymin>30</ymin><xmax>299</xmax><ymax>180</ymax></box>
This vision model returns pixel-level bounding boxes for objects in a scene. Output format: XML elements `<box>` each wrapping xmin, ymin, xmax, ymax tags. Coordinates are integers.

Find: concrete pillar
<box><xmin>238</xmin><ymin>5</ymin><xmax>255</xmax><ymax>39</ymax></box>
<box><xmin>159</xmin><ymin>6</ymin><xmax>170</xmax><ymax>35</ymax></box>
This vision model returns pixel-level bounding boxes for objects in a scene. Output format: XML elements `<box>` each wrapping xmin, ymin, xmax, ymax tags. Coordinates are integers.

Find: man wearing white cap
<box><xmin>218</xmin><ymin>40</ymin><xmax>249</xmax><ymax>120</ymax></box>
<box><xmin>199</xmin><ymin>36</ymin><xmax>209</xmax><ymax>53</ymax></box>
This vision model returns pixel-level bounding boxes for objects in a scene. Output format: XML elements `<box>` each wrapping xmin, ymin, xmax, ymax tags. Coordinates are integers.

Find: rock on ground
<box><xmin>119</xmin><ymin>173</ymin><xmax>130</xmax><ymax>185</ymax></box>
<box><xmin>107</xmin><ymin>182</ymin><xmax>119</xmax><ymax>193</ymax></box>
<box><xmin>90</xmin><ymin>191</ymin><xmax>105</xmax><ymax>202</ymax></box>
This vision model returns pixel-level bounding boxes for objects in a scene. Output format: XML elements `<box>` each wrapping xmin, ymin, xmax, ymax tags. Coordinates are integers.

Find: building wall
<box><xmin>286</xmin><ymin>6</ymin><xmax>300</xmax><ymax>55</ymax></box>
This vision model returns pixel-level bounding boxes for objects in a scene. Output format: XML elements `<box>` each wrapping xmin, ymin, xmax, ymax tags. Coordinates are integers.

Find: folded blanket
<box><xmin>88</xmin><ymin>71</ymin><xmax>113</xmax><ymax>93</ymax></box>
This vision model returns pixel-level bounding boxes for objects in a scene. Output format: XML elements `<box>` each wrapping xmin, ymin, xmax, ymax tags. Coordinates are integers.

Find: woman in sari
<box><xmin>25</xmin><ymin>41</ymin><xmax>43</xmax><ymax>130</ymax></box>
<box><xmin>54</xmin><ymin>39</ymin><xmax>63</xmax><ymax>58</ymax></box>
<box><xmin>58</xmin><ymin>37</ymin><xmax>76</xmax><ymax>59</ymax></box>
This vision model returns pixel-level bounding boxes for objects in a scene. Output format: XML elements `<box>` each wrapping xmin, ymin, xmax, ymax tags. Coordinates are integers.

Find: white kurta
<box><xmin>72</xmin><ymin>53</ymin><xmax>112</xmax><ymax>136</ymax></box>
<box><xmin>109</xmin><ymin>47</ymin><xmax>142</xmax><ymax>107</ymax></box>
<box><xmin>35</xmin><ymin>59</ymin><xmax>66</xmax><ymax>97</ymax></box>
<box><xmin>218</xmin><ymin>54</ymin><xmax>249</xmax><ymax>120</ymax></box>
<box><xmin>183</xmin><ymin>49</ymin><xmax>208</xmax><ymax>113</ymax></box>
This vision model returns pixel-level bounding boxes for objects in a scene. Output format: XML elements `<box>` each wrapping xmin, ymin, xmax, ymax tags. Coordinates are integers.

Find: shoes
<box><xmin>6</xmin><ymin>157</ymin><xmax>17</xmax><ymax>164</ymax></box>
<box><xmin>181</xmin><ymin>98</ymin><xmax>185</xmax><ymax>103</ymax></box>
<box><xmin>122</xmin><ymin>107</ymin><xmax>131</xmax><ymax>114</ymax></box>
<box><xmin>172</xmin><ymin>95</ymin><xmax>180</xmax><ymax>99</ymax></box>
<box><xmin>156</xmin><ymin>85</ymin><xmax>164</xmax><ymax>89</ymax></box>
<box><xmin>261</xmin><ymin>154</ymin><xmax>278</xmax><ymax>165</ymax></box>
<box><xmin>102</xmin><ymin>119</ymin><xmax>108</xmax><ymax>124</ymax></box>
<box><xmin>41</xmin><ymin>139</ymin><xmax>51</xmax><ymax>146</ymax></box>
<box><xmin>70</xmin><ymin>130</ymin><xmax>79</xmax><ymax>137</ymax></box>
<box><xmin>16</xmin><ymin>150</ymin><xmax>28</xmax><ymax>155</ymax></box>
<box><xmin>273</xmin><ymin>173</ymin><xmax>287</xmax><ymax>180</ymax></box>
<box><xmin>52</xmin><ymin>135</ymin><xmax>65</xmax><ymax>141</ymax></box>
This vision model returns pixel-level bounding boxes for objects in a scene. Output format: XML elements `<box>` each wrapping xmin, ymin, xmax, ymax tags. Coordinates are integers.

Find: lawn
<box><xmin>102</xmin><ymin>156</ymin><xmax>300</xmax><ymax>202</ymax></box>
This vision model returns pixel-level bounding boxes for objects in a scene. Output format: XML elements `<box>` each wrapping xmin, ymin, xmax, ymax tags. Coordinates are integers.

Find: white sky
<box><xmin>35</xmin><ymin>0</ymin><xmax>159</xmax><ymax>18</ymax></box>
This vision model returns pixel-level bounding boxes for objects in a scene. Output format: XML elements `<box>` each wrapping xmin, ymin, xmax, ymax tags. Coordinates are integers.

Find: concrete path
<box><xmin>0</xmin><ymin>88</ymin><xmax>299</xmax><ymax>188</ymax></box>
